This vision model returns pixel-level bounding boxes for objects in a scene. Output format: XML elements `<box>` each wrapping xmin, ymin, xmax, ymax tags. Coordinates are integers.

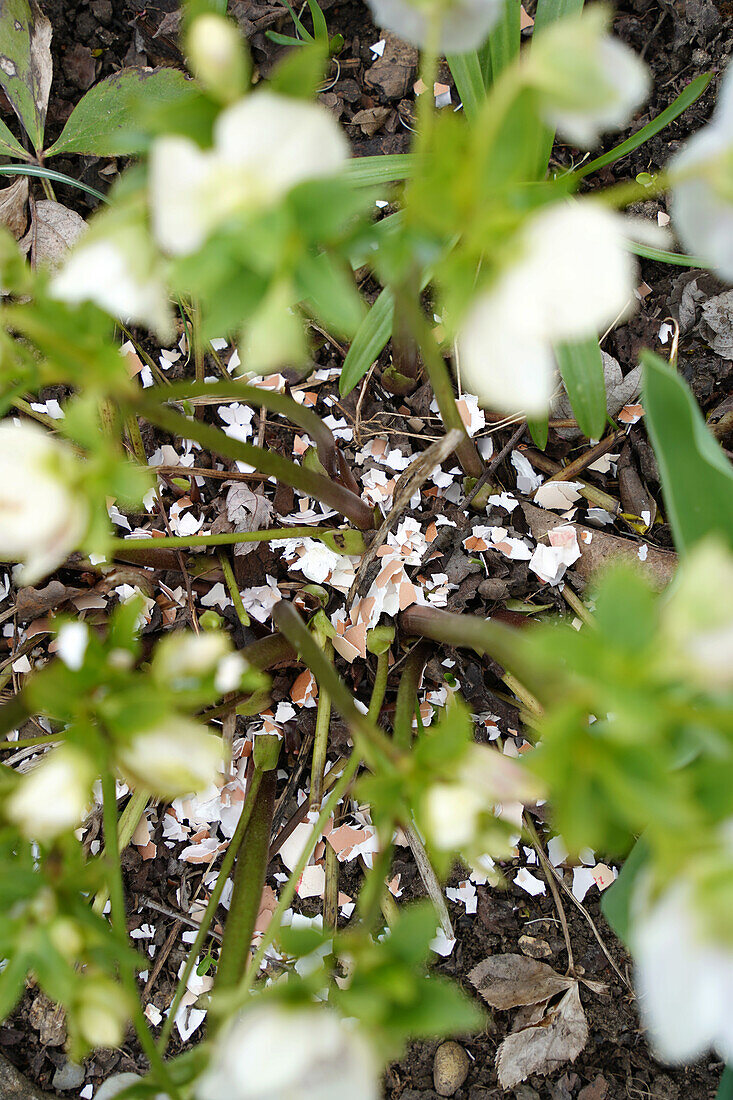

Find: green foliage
<box><xmin>643</xmin><ymin>352</ymin><xmax>733</xmax><ymax>554</ymax></box>
<box><xmin>0</xmin><ymin>0</ymin><xmax>51</xmax><ymax>153</ymax></box>
<box><xmin>555</xmin><ymin>336</ymin><xmax>607</xmax><ymax>440</ymax></box>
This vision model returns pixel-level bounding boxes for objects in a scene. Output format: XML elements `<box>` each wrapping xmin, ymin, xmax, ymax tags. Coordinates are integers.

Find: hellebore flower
<box><xmin>196</xmin><ymin>1004</ymin><xmax>379</xmax><ymax>1100</ymax></box>
<box><xmin>150</xmin><ymin>91</ymin><xmax>349</xmax><ymax>257</ymax></box>
<box><xmin>671</xmin><ymin>63</ymin><xmax>733</xmax><ymax>281</ymax></box>
<box><xmin>365</xmin><ymin>0</ymin><xmax>502</xmax><ymax>54</ymax></box>
<box><xmin>456</xmin><ymin>201</ymin><xmax>637</xmax><ymax>416</ymax></box>
<box><xmin>116</xmin><ymin>718</ymin><xmax>224</xmax><ymax>800</ymax></box>
<box><xmin>6</xmin><ymin>745</ymin><xmax>95</xmax><ymax>841</ymax></box>
<box><xmin>0</xmin><ymin>421</ymin><xmax>89</xmax><ymax>584</ymax></box>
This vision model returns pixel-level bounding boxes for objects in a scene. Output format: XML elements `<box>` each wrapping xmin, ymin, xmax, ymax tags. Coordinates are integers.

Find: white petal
<box><xmin>366</xmin><ymin>0</ymin><xmax>501</xmax><ymax>53</ymax></box>
<box><xmin>149</xmin><ymin>135</ymin><xmax>218</xmax><ymax>257</ymax></box>
<box><xmin>671</xmin><ymin>127</ymin><xmax>733</xmax><ymax>282</ymax></box>
<box><xmin>457</xmin><ymin>287</ymin><xmax>556</xmax><ymax>416</ymax></box>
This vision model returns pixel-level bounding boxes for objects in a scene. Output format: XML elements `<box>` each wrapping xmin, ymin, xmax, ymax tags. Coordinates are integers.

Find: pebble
<box><xmin>51</xmin><ymin>1062</ymin><xmax>85</xmax><ymax>1091</ymax></box>
<box><xmin>433</xmin><ymin>1040</ymin><xmax>470</xmax><ymax>1096</ymax></box>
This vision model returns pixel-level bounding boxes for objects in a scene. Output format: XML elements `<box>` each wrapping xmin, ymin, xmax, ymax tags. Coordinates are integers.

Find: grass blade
<box><xmin>555</xmin><ymin>336</ymin><xmax>607</xmax><ymax>439</ymax></box>
<box><xmin>345</xmin><ymin>154</ymin><xmax>416</xmax><ymax>187</ymax></box>
<box><xmin>479</xmin><ymin>0</ymin><xmax>521</xmax><ymax>86</ymax></box>
<box><xmin>574</xmin><ymin>72</ymin><xmax>713</xmax><ymax>180</ymax></box>
<box><xmin>627</xmin><ymin>241</ymin><xmax>705</xmax><ymax>267</ymax></box>
<box><xmin>446</xmin><ymin>51</ymin><xmax>486</xmax><ymax>120</ymax></box>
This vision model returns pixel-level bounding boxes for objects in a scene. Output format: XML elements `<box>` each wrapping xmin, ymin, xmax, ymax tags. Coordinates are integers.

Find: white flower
<box><xmin>659</xmin><ymin>539</ymin><xmax>733</xmax><ymax>689</ymax></box>
<box><xmin>195</xmin><ymin>1005</ymin><xmax>379</xmax><ymax>1100</ymax></box>
<box><xmin>671</xmin><ymin>64</ymin><xmax>733</xmax><ymax>281</ymax></box>
<box><xmin>528</xmin><ymin>8</ymin><xmax>650</xmax><ymax>147</ymax></box>
<box><xmin>0</xmin><ymin>421</ymin><xmax>89</xmax><ymax>584</ymax></box>
<box><xmin>75</xmin><ymin>978</ymin><xmax>130</xmax><ymax>1050</ymax></box>
<box><xmin>6</xmin><ymin>746</ymin><xmax>95</xmax><ymax>841</ymax></box>
<box><xmin>153</xmin><ymin>631</ymin><xmax>230</xmax><ymax>689</ymax></box>
<box><xmin>150</xmin><ymin>91</ymin><xmax>349</xmax><ymax>257</ymax></box>
<box><xmin>51</xmin><ymin>233</ymin><xmax>173</xmax><ymax>340</ymax></box>
<box><xmin>424</xmin><ymin>743</ymin><xmax>541</xmax><ymax>854</ymax></box>
<box><xmin>632</xmin><ymin>874</ymin><xmax>733</xmax><ymax>1063</ymax></box>
<box><xmin>214</xmin><ymin>651</ymin><xmax>247</xmax><ymax>693</ymax></box>
<box><xmin>365</xmin><ymin>0</ymin><xmax>502</xmax><ymax>53</ymax></box>
<box><xmin>187</xmin><ymin>14</ymin><xmax>248</xmax><ymax>103</ymax></box>
<box><xmin>116</xmin><ymin>719</ymin><xmax>223</xmax><ymax>799</ymax></box>
<box><xmin>456</xmin><ymin>201</ymin><xmax>637</xmax><ymax>415</ymax></box>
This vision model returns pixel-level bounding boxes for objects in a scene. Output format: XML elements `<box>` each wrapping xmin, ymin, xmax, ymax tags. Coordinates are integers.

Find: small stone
<box><xmin>433</xmin><ymin>1040</ymin><xmax>470</xmax><ymax>1097</ymax></box>
<box><xmin>513</xmin><ymin>1087</ymin><xmax>540</xmax><ymax>1100</ymax></box>
<box><xmin>51</xmin><ymin>1063</ymin><xmax>85</xmax><ymax>1091</ymax></box>
<box><xmin>0</xmin><ymin>1053</ymin><xmax>54</xmax><ymax>1100</ymax></box>
<box><xmin>578</xmin><ymin>1076</ymin><xmax>608</xmax><ymax>1100</ymax></box>
<box><xmin>518</xmin><ymin>934</ymin><xmax>553</xmax><ymax>959</ymax></box>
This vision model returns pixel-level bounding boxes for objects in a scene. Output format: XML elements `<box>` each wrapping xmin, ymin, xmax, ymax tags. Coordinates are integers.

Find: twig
<box><xmin>523</xmin><ymin>813</ymin><xmax>574</xmax><ymax>975</ymax></box>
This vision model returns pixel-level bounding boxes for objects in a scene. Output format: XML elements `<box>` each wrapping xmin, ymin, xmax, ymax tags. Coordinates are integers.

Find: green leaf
<box><xmin>0</xmin><ymin>116</ymin><xmax>30</xmax><ymax>160</ymax></box>
<box><xmin>555</xmin><ymin>336</ymin><xmax>607</xmax><ymax>439</ymax></box>
<box><xmin>344</xmin><ymin>154</ymin><xmax>416</xmax><ymax>187</ymax></box>
<box><xmin>297</xmin><ymin>250</ymin><xmax>365</xmax><ymax>339</ymax></box>
<box><xmin>574</xmin><ymin>73</ymin><xmax>713</xmax><ymax>180</ymax></box>
<box><xmin>446</xmin><ymin>51</ymin><xmax>486</xmax><ymax>121</ymax></box>
<box><xmin>479</xmin><ymin>0</ymin><xmax>521</xmax><ymax>87</ymax></box>
<box><xmin>642</xmin><ymin>351</ymin><xmax>733</xmax><ymax>555</ymax></box>
<box><xmin>600</xmin><ymin>836</ymin><xmax>650</xmax><ymax>945</ymax></box>
<box><xmin>528</xmin><ymin>415</ymin><xmax>549</xmax><ymax>449</ymax></box>
<box><xmin>627</xmin><ymin>240</ymin><xmax>704</xmax><ymax>268</ymax></box>
<box><xmin>0</xmin><ymin>0</ymin><xmax>52</xmax><ymax>153</ymax></box>
<box><xmin>530</xmin><ymin>0</ymin><xmax>585</xmax><ymax>177</ymax></box>
<box><xmin>340</xmin><ymin>286</ymin><xmax>394</xmax><ymax>395</ymax></box>
<box><xmin>717</xmin><ymin>1067</ymin><xmax>733</xmax><ymax>1100</ymax></box>
<box><xmin>45</xmin><ymin>68</ymin><xmax>193</xmax><ymax>157</ymax></box>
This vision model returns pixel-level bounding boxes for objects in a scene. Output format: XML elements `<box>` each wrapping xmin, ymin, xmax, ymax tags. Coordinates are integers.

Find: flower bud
<box><xmin>6</xmin><ymin>745</ymin><xmax>94</xmax><ymax>841</ymax></box>
<box><xmin>75</xmin><ymin>977</ymin><xmax>130</xmax><ymax>1050</ymax></box>
<box><xmin>187</xmin><ymin>14</ymin><xmax>249</xmax><ymax>103</ymax></box>
<box><xmin>0</xmin><ymin>421</ymin><xmax>89</xmax><ymax>585</ymax></box>
<box><xmin>116</xmin><ymin>718</ymin><xmax>223</xmax><ymax>799</ymax></box>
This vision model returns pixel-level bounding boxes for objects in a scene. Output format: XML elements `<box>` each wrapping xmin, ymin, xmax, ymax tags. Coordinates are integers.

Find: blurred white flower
<box><xmin>75</xmin><ymin>977</ymin><xmax>131</xmax><ymax>1050</ymax></box>
<box><xmin>95</xmin><ymin>1075</ymin><xmax>169</xmax><ymax>1100</ymax></box>
<box><xmin>671</xmin><ymin>64</ymin><xmax>733</xmax><ymax>281</ymax></box>
<box><xmin>116</xmin><ymin>719</ymin><xmax>223</xmax><ymax>799</ymax></box>
<box><xmin>6</xmin><ymin>746</ymin><xmax>94</xmax><ymax>841</ymax></box>
<box><xmin>56</xmin><ymin>621</ymin><xmax>89</xmax><ymax>671</ymax></box>
<box><xmin>196</xmin><ymin>1005</ymin><xmax>379</xmax><ymax>1100</ymax></box>
<box><xmin>51</xmin><ymin>230</ymin><xmax>173</xmax><ymax>340</ymax></box>
<box><xmin>457</xmin><ymin>202</ymin><xmax>636</xmax><ymax>415</ymax></box>
<box><xmin>659</xmin><ymin>539</ymin><xmax>733</xmax><ymax>689</ymax></box>
<box><xmin>150</xmin><ymin>91</ymin><xmax>349</xmax><ymax>257</ymax></box>
<box><xmin>528</xmin><ymin>8</ymin><xmax>650</xmax><ymax>147</ymax></box>
<box><xmin>153</xmin><ymin>631</ymin><xmax>229</xmax><ymax>688</ymax></box>
<box><xmin>424</xmin><ymin>743</ymin><xmax>541</xmax><ymax>855</ymax></box>
<box><xmin>0</xmin><ymin>421</ymin><xmax>89</xmax><ymax>584</ymax></box>
<box><xmin>187</xmin><ymin>13</ymin><xmax>248</xmax><ymax>103</ymax></box>
<box><xmin>365</xmin><ymin>0</ymin><xmax>502</xmax><ymax>53</ymax></box>
<box><xmin>632</xmin><ymin>873</ymin><xmax>733</xmax><ymax>1063</ymax></box>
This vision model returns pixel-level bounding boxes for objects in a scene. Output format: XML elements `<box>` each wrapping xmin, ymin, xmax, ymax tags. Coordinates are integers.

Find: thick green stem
<box><xmin>101</xmin><ymin>769</ymin><xmax>179</xmax><ymax>1097</ymax></box>
<box><xmin>107</xmin><ymin>527</ymin><xmax>364</xmax><ymax>554</ymax></box>
<box><xmin>393</xmin><ymin>641</ymin><xmax>430</xmax><ymax>749</ymax></box>
<box><xmin>401</xmin><ymin>295</ymin><xmax>483</xmax><ymax>478</ymax></box>
<box><xmin>367</xmin><ymin>649</ymin><xmax>389</xmax><ymax>724</ymax></box>
<box><xmin>157</xmin><ymin>768</ymin><xmax>265</xmax><ymax>1054</ymax></box>
<box><xmin>219</xmin><ymin>552</ymin><xmax>250</xmax><ymax>627</ymax></box>
<box><xmin>399</xmin><ymin>605</ymin><xmax>546</xmax><ymax>712</ymax></box>
<box><xmin>214</xmin><ymin>769</ymin><xmax>278</xmax><ymax>1000</ymax></box>
<box><xmin>136</xmin><ymin>401</ymin><xmax>375</xmax><ymax>530</ymax></box>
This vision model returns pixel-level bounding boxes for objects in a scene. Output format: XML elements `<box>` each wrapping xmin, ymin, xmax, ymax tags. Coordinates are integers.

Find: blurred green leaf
<box><xmin>340</xmin><ymin>286</ymin><xmax>394</xmax><ymax>395</ymax></box>
<box><xmin>601</xmin><ymin>836</ymin><xmax>650</xmax><ymax>945</ymax></box>
<box><xmin>642</xmin><ymin>351</ymin><xmax>733</xmax><ymax>554</ymax></box>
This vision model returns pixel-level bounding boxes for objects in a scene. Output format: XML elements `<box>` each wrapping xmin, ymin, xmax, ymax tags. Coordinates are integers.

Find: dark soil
<box><xmin>0</xmin><ymin>1</ymin><xmax>731</xmax><ymax>1098</ymax></box>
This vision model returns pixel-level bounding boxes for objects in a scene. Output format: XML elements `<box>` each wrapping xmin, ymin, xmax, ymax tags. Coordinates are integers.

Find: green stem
<box><xmin>219</xmin><ymin>552</ymin><xmax>251</xmax><ymax>627</ymax></box>
<box><xmin>239</xmin><ymin>753</ymin><xmax>361</xmax><ymax>994</ymax></box>
<box><xmin>106</xmin><ymin>527</ymin><xmax>362</xmax><ymax>553</ymax></box>
<box><xmin>0</xmin><ymin>163</ymin><xmax>108</xmax><ymax>204</ymax></box>
<box><xmin>135</xmin><ymin>400</ymin><xmax>375</xmax><ymax>530</ymax></box>
<box><xmin>310</xmin><ymin>638</ymin><xmax>333</xmax><ymax>806</ymax></box>
<box><xmin>157</xmin><ymin>767</ymin><xmax>265</xmax><ymax>1054</ymax></box>
<box><xmin>214</xmin><ymin>769</ymin><xmax>278</xmax><ymax>1002</ymax></box>
<box><xmin>393</xmin><ymin>641</ymin><xmax>430</xmax><ymax>749</ymax></box>
<box><xmin>399</xmin><ymin>605</ymin><xmax>546</xmax><ymax>712</ymax></box>
<box><xmin>100</xmin><ymin>769</ymin><xmax>179</xmax><ymax>1097</ymax></box>
<box><xmin>400</xmin><ymin>294</ymin><xmax>483</xmax><ymax>477</ymax></box>
<box><xmin>367</xmin><ymin>649</ymin><xmax>389</xmax><ymax>723</ymax></box>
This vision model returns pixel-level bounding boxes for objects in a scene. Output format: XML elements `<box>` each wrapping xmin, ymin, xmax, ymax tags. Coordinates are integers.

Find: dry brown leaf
<box><xmin>15</xmin><ymin>580</ymin><xmax>83</xmax><ymax>623</ymax></box>
<box><xmin>496</xmin><ymin>982</ymin><xmax>589</xmax><ymax>1090</ymax></box>
<box><xmin>0</xmin><ymin>175</ymin><xmax>28</xmax><ymax>238</ymax></box>
<box><xmin>468</xmin><ymin>953</ymin><xmax>574</xmax><ymax>1010</ymax></box>
<box><xmin>225</xmin><ymin>483</ymin><xmax>274</xmax><ymax>555</ymax></box>
<box><xmin>21</xmin><ymin>199</ymin><xmax>86</xmax><ymax>267</ymax></box>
